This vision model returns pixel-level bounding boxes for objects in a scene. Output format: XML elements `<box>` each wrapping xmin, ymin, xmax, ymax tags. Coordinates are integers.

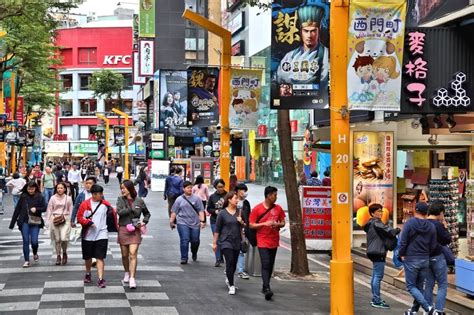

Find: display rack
<box><xmin>466</xmin><ymin>180</ymin><xmax>474</xmax><ymax>256</ymax></box>
<box><xmin>429</xmin><ymin>179</ymin><xmax>460</xmax><ymax>256</ymax></box>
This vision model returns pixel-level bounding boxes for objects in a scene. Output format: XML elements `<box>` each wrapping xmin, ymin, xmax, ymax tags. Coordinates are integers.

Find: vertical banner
<box><xmin>139</xmin><ymin>0</ymin><xmax>155</xmax><ymax>38</ymax></box>
<box><xmin>159</xmin><ymin>70</ymin><xmax>188</xmax><ymax>130</ymax></box>
<box><xmin>187</xmin><ymin>67</ymin><xmax>220</xmax><ymax>127</ymax></box>
<box><xmin>139</xmin><ymin>39</ymin><xmax>154</xmax><ymax>76</ymax></box>
<box><xmin>270</xmin><ymin>1</ymin><xmax>330</xmax><ymax>110</ymax></box>
<box><xmin>353</xmin><ymin>132</ymin><xmax>394</xmax><ymax>229</ymax></box>
<box><xmin>229</xmin><ymin>69</ymin><xmax>262</xmax><ymax>129</ymax></box>
<box><xmin>301</xmin><ymin>186</ymin><xmax>332</xmax><ymax>244</ymax></box>
<box><xmin>153</xmin><ymin>70</ymin><xmax>160</xmax><ymax>129</ymax></box>
<box><xmin>132</xmin><ymin>14</ymin><xmax>139</xmax><ymax>50</ymax></box>
<box><xmin>5</xmin><ymin>97</ymin><xmax>24</xmax><ymax>125</ymax></box>
<box><xmin>133</xmin><ymin>51</ymin><xmax>146</xmax><ymax>84</ymax></box>
<box><xmin>347</xmin><ymin>0</ymin><xmax>407</xmax><ymax>111</ymax></box>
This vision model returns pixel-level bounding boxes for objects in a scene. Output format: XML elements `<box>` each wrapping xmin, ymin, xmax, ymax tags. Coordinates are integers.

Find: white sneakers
<box><xmin>123</xmin><ymin>272</ymin><xmax>130</xmax><ymax>283</ymax></box>
<box><xmin>129</xmin><ymin>277</ymin><xmax>137</xmax><ymax>289</ymax></box>
<box><xmin>228</xmin><ymin>286</ymin><xmax>236</xmax><ymax>295</ymax></box>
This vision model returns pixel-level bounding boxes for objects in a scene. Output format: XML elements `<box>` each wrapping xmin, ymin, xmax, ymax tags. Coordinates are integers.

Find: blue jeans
<box><xmin>43</xmin><ymin>188</ymin><xmax>54</xmax><ymax>204</ymax></box>
<box><xmin>404</xmin><ymin>258</ymin><xmax>432</xmax><ymax>312</ymax></box>
<box><xmin>13</xmin><ymin>194</ymin><xmax>20</xmax><ymax>209</ymax></box>
<box><xmin>237</xmin><ymin>251</ymin><xmax>245</xmax><ymax>273</ymax></box>
<box><xmin>425</xmin><ymin>254</ymin><xmax>448</xmax><ymax>311</ymax></box>
<box><xmin>21</xmin><ymin>222</ymin><xmax>40</xmax><ymax>262</ymax></box>
<box><xmin>371</xmin><ymin>261</ymin><xmax>385</xmax><ymax>303</ymax></box>
<box><xmin>176</xmin><ymin>224</ymin><xmax>200</xmax><ymax>261</ymax></box>
<box><xmin>210</xmin><ymin>223</ymin><xmax>222</xmax><ymax>262</ymax></box>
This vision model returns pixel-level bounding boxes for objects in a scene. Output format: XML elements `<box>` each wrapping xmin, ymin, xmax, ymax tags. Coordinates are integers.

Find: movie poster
<box><xmin>270</xmin><ymin>0</ymin><xmax>330</xmax><ymax>110</ymax></box>
<box><xmin>353</xmin><ymin>132</ymin><xmax>394</xmax><ymax>230</ymax></box>
<box><xmin>187</xmin><ymin>67</ymin><xmax>219</xmax><ymax>127</ymax></box>
<box><xmin>229</xmin><ymin>69</ymin><xmax>262</xmax><ymax>129</ymax></box>
<box><xmin>347</xmin><ymin>0</ymin><xmax>407</xmax><ymax>111</ymax></box>
<box><xmin>159</xmin><ymin>70</ymin><xmax>187</xmax><ymax>130</ymax></box>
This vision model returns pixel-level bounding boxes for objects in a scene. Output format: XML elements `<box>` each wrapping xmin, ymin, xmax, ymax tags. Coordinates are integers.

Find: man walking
<box><xmin>249</xmin><ymin>186</ymin><xmax>286</xmax><ymax>301</ymax></box>
<box><xmin>364</xmin><ymin>203</ymin><xmax>400</xmax><ymax>309</ymax></box>
<box><xmin>71</xmin><ymin>176</ymin><xmax>96</xmax><ymax>226</ymax></box>
<box><xmin>68</xmin><ymin>164</ymin><xmax>81</xmax><ymax>202</ymax></box>
<box><xmin>236</xmin><ymin>183</ymin><xmax>251</xmax><ymax>280</ymax></box>
<box><xmin>164</xmin><ymin>167</ymin><xmax>184</xmax><ymax>217</ymax></box>
<box><xmin>399</xmin><ymin>202</ymin><xmax>437</xmax><ymax>315</ymax></box>
<box><xmin>40</xmin><ymin>166</ymin><xmax>56</xmax><ymax>204</ymax></box>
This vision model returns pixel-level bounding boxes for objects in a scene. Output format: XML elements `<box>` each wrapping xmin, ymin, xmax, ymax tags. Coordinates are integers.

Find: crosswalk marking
<box><xmin>126</xmin><ymin>292</ymin><xmax>168</xmax><ymax>300</ymax></box>
<box><xmin>44</xmin><ymin>281</ymin><xmax>84</xmax><ymax>288</ymax></box>
<box><xmin>0</xmin><ymin>302</ymin><xmax>40</xmax><ymax>312</ymax></box>
<box><xmin>0</xmin><ymin>265</ymin><xmax>183</xmax><ymax>274</ymax></box>
<box><xmin>37</xmin><ymin>309</ymin><xmax>85</xmax><ymax>315</ymax></box>
<box><xmin>85</xmin><ymin>299</ymin><xmax>131</xmax><ymax>308</ymax></box>
<box><xmin>84</xmin><ymin>286</ymin><xmax>125</xmax><ymax>294</ymax></box>
<box><xmin>0</xmin><ymin>288</ymin><xmax>43</xmax><ymax>296</ymax></box>
<box><xmin>131</xmin><ymin>307</ymin><xmax>179</xmax><ymax>315</ymax></box>
<box><xmin>40</xmin><ymin>293</ymin><xmax>85</xmax><ymax>302</ymax></box>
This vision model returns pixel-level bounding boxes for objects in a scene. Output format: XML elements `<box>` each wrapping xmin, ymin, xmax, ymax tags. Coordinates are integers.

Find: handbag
<box><xmin>27</xmin><ymin>199</ymin><xmax>42</xmax><ymax>225</ymax></box>
<box><xmin>384</xmin><ymin>236</ymin><xmax>398</xmax><ymax>251</ymax></box>
<box><xmin>441</xmin><ymin>245</ymin><xmax>455</xmax><ymax>266</ymax></box>
<box><xmin>106</xmin><ymin>205</ymin><xmax>118</xmax><ymax>232</ymax></box>
<box><xmin>53</xmin><ymin>197</ymin><xmax>68</xmax><ymax>226</ymax></box>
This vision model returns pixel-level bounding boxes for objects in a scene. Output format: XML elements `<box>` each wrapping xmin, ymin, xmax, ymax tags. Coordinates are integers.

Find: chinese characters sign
<box><xmin>187</xmin><ymin>67</ymin><xmax>219</xmax><ymax>128</ymax></box>
<box><xmin>139</xmin><ymin>39</ymin><xmax>154</xmax><ymax>76</ymax></box>
<box><xmin>270</xmin><ymin>1</ymin><xmax>330</xmax><ymax>110</ymax></box>
<box><xmin>347</xmin><ymin>0</ymin><xmax>407</xmax><ymax>111</ymax></box>
<box><xmin>139</xmin><ymin>0</ymin><xmax>155</xmax><ymax>38</ymax></box>
<box><xmin>159</xmin><ymin>70</ymin><xmax>188</xmax><ymax>130</ymax></box>
<box><xmin>353</xmin><ymin>132</ymin><xmax>394</xmax><ymax>230</ymax></box>
<box><xmin>229</xmin><ymin>69</ymin><xmax>262</xmax><ymax>129</ymax></box>
<box><xmin>133</xmin><ymin>51</ymin><xmax>146</xmax><ymax>84</ymax></box>
<box><xmin>5</xmin><ymin>97</ymin><xmax>24</xmax><ymax>125</ymax></box>
<box><xmin>302</xmin><ymin>186</ymin><xmax>331</xmax><ymax>239</ymax></box>
<box><xmin>404</xmin><ymin>31</ymin><xmax>427</xmax><ymax>107</ymax></box>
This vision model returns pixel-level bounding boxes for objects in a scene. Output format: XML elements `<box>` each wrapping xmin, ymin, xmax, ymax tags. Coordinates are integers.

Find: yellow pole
<box><xmin>0</xmin><ymin>30</ymin><xmax>7</xmax><ymax>168</ymax></box>
<box><xmin>111</xmin><ymin>108</ymin><xmax>129</xmax><ymax>180</ymax></box>
<box><xmin>330</xmin><ymin>1</ymin><xmax>354</xmax><ymax>314</ymax></box>
<box><xmin>182</xmin><ymin>9</ymin><xmax>231</xmax><ymax>190</ymax></box>
<box><xmin>10</xmin><ymin>73</ymin><xmax>16</xmax><ymax>173</ymax></box>
<box><xmin>96</xmin><ymin>114</ymin><xmax>110</xmax><ymax>161</ymax></box>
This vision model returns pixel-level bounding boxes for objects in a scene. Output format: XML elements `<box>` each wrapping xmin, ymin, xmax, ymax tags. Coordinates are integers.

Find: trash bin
<box><xmin>245</xmin><ymin>245</ymin><xmax>261</xmax><ymax>277</ymax></box>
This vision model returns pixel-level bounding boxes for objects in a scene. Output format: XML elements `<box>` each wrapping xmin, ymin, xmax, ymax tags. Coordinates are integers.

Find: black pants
<box><xmin>167</xmin><ymin>196</ymin><xmax>177</xmax><ymax>218</ymax></box>
<box><xmin>117</xmin><ymin>173</ymin><xmax>123</xmax><ymax>185</ymax></box>
<box><xmin>222</xmin><ymin>248</ymin><xmax>240</xmax><ymax>286</ymax></box>
<box><xmin>71</xmin><ymin>182</ymin><xmax>79</xmax><ymax>203</ymax></box>
<box><xmin>258</xmin><ymin>247</ymin><xmax>278</xmax><ymax>290</ymax></box>
<box><xmin>104</xmin><ymin>175</ymin><xmax>109</xmax><ymax>184</ymax></box>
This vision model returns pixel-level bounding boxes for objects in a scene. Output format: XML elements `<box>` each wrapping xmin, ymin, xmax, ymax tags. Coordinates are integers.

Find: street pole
<box><xmin>112</xmin><ymin>108</ymin><xmax>129</xmax><ymax>180</ymax></box>
<box><xmin>0</xmin><ymin>30</ymin><xmax>5</xmax><ymax>168</ymax></box>
<box><xmin>182</xmin><ymin>9</ymin><xmax>231</xmax><ymax>191</ymax></box>
<box><xmin>96</xmin><ymin>113</ymin><xmax>110</xmax><ymax>161</ymax></box>
<box><xmin>330</xmin><ymin>1</ymin><xmax>354</xmax><ymax>314</ymax></box>
<box><xmin>10</xmin><ymin>73</ymin><xmax>16</xmax><ymax>174</ymax></box>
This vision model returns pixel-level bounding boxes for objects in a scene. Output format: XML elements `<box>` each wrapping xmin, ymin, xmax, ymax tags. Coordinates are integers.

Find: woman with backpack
<box><xmin>116</xmin><ymin>180</ymin><xmax>151</xmax><ymax>289</ymax></box>
<box><xmin>8</xmin><ymin>181</ymin><xmax>47</xmax><ymax>268</ymax></box>
<box><xmin>46</xmin><ymin>182</ymin><xmax>73</xmax><ymax>265</ymax></box>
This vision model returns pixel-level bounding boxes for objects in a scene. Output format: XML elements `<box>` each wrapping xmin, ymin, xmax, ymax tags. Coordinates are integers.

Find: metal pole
<box><xmin>330</xmin><ymin>1</ymin><xmax>354</xmax><ymax>314</ymax></box>
<box><xmin>112</xmin><ymin>108</ymin><xmax>130</xmax><ymax>180</ymax></box>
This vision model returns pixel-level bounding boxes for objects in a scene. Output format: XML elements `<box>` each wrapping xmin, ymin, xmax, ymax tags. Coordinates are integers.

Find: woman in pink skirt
<box><xmin>116</xmin><ymin>180</ymin><xmax>151</xmax><ymax>288</ymax></box>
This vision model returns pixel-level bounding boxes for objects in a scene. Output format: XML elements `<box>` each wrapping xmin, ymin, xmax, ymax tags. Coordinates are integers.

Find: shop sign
<box><xmin>151</xmin><ymin>160</ymin><xmax>170</xmax><ymax>191</ymax></box>
<box><xmin>151</xmin><ymin>142</ymin><xmax>163</xmax><ymax>150</ymax></box>
<box><xmin>270</xmin><ymin>1</ymin><xmax>330</xmax><ymax>109</ymax></box>
<box><xmin>229</xmin><ymin>69</ymin><xmax>262</xmax><ymax>129</ymax></box>
<box><xmin>143</xmin><ymin>80</ymin><xmax>152</xmax><ymax>99</ymax></box>
<box><xmin>133</xmin><ymin>14</ymin><xmax>139</xmax><ymax>50</ymax></box>
<box><xmin>113</xmin><ymin>126</ymin><xmax>125</xmax><ymax>146</ymax></box>
<box><xmin>347</xmin><ymin>0</ymin><xmax>407</xmax><ymax>111</ymax></box>
<box><xmin>53</xmin><ymin>134</ymin><xmax>68</xmax><ymax>141</ymax></box>
<box><xmin>231</xmin><ymin>40</ymin><xmax>245</xmax><ymax>56</ymax></box>
<box><xmin>70</xmin><ymin>142</ymin><xmax>98</xmax><ymax>154</ymax></box>
<box><xmin>133</xmin><ymin>51</ymin><xmax>146</xmax><ymax>85</ymax></box>
<box><xmin>139</xmin><ymin>0</ymin><xmax>155</xmax><ymax>38</ymax></box>
<box><xmin>187</xmin><ymin>67</ymin><xmax>219</xmax><ymax>127</ymax></box>
<box><xmin>400</xmin><ymin>28</ymin><xmax>474</xmax><ymax>114</ymax></box>
<box><xmin>150</xmin><ymin>149</ymin><xmax>165</xmax><ymax>159</ymax></box>
<box><xmin>103</xmin><ymin>55</ymin><xmax>131</xmax><ymax>65</ymax></box>
<box><xmin>110</xmin><ymin>145</ymin><xmax>136</xmax><ymax>154</ymax></box>
<box><xmin>44</xmin><ymin>142</ymin><xmax>70</xmax><ymax>153</ymax></box>
<box><xmin>5</xmin><ymin>97</ymin><xmax>24</xmax><ymax>125</ymax></box>
<box><xmin>159</xmin><ymin>70</ymin><xmax>188</xmax><ymax>130</ymax></box>
<box><xmin>151</xmin><ymin>133</ymin><xmax>164</xmax><ymax>141</ymax></box>
<box><xmin>228</xmin><ymin>11</ymin><xmax>245</xmax><ymax>35</ymax></box>
<box><xmin>302</xmin><ymin>186</ymin><xmax>332</xmax><ymax>239</ymax></box>
<box><xmin>139</xmin><ymin>39</ymin><xmax>154</xmax><ymax>77</ymax></box>
<box><xmin>353</xmin><ymin>132</ymin><xmax>394</xmax><ymax>230</ymax></box>
<box><xmin>290</xmin><ymin>120</ymin><xmax>298</xmax><ymax>134</ymax></box>
<box><xmin>227</xmin><ymin>0</ymin><xmax>242</xmax><ymax>12</ymax></box>
<box><xmin>257</xmin><ymin>124</ymin><xmax>267</xmax><ymax>137</ymax></box>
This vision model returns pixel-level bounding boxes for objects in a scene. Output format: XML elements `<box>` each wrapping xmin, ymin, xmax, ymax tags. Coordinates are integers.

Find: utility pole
<box><xmin>329</xmin><ymin>1</ymin><xmax>354</xmax><ymax>314</ymax></box>
<box><xmin>112</xmin><ymin>108</ymin><xmax>129</xmax><ymax>180</ymax></box>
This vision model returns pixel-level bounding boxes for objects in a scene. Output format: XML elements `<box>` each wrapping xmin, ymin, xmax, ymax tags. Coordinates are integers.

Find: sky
<box><xmin>73</xmin><ymin>0</ymin><xmax>138</xmax><ymax>17</ymax></box>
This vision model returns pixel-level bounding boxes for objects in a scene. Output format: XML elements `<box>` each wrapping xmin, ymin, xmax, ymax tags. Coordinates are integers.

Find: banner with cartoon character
<box><xmin>159</xmin><ymin>70</ymin><xmax>188</xmax><ymax>130</ymax></box>
<box><xmin>353</xmin><ymin>131</ymin><xmax>394</xmax><ymax>230</ymax></box>
<box><xmin>270</xmin><ymin>0</ymin><xmax>330</xmax><ymax>110</ymax></box>
<box><xmin>347</xmin><ymin>0</ymin><xmax>407</xmax><ymax>111</ymax></box>
<box><xmin>187</xmin><ymin>67</ymin><xmax>219</xmax><ymax>127</ymax></box>
<box><xmin>229</xmin><ymin>69</ymin><xmax>262</xmax><ymax>129</ymax></box>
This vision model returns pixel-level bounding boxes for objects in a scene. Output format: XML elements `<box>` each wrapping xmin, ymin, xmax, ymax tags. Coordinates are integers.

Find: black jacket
<box><xmin>239</xmin><ymin>199</ymin><xmax>251</xmax><ymax>236</ymax></box>
<box><xmin>207</xmin><ymin>191</ymin><xmax>227</xmax><ymax>224</ymax></box>
<box><xmin>427</xmin><ymin>219</ymin><xmax>451</xmax><ymax>257</ymax></box>
<box><xmin>9</xmin><ymin>193</ymin><xmax>47</xmax><ymax>230</ymax></box>
<box><xmin>364</xmin><ymin>217</ymin><xmax>400</xmax><ymax>262</ymax></box>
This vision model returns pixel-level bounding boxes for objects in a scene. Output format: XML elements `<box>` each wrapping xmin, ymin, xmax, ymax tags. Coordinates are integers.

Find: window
<box><xmin>60</xmin><ymin>100</ymin><xmax>73</xmax><ymax>116</ymax></box>
<box><xmin>79</xmin><ymin>74</ymin><xmax>92</xmax><ymax>90</ymax></box>
<box><xmin>105</xmin><ymin>99</ymin><xmax>132</xmax><ymax>114</ymax></box>
<box><xmin>60</xmin><ymin>48</ymin><xmax>73</xmax><ymax>66</ymax></box>
<box><xmin>78</xmin><ymin>47</ymin><xmax>97</xmax><ymax>64</ymax></box>
<box><xmin>60</xmin><ymin>74</ymin><xmax>72</xmax><ymax>91</ymax></box>
<box><xmin>122</xmin><ymin>73</ymin><xmax>133</xmax><ymax>90</ymax></box>
<box><xmin>79</xmin><ymin>99</ymin><xmax>97</xmax><ymax>116</ymax></box>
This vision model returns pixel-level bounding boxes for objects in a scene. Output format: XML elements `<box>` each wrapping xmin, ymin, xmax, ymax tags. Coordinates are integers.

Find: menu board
<box><xmin>302</xmin><ymin>186</ymin><xmax>331</xmax><ymax>239</ymax></box>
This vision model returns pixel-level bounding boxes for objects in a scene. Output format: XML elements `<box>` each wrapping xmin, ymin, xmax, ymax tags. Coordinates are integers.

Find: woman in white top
<box><xmin>192</xmin><ymin>175</ymin><xmax>210</xmax><ymax>209</ymax></box>
<box><xmin>7</xmin><ymin>173</ymin><xmax>27</xmax><ymax>208</ymax></box>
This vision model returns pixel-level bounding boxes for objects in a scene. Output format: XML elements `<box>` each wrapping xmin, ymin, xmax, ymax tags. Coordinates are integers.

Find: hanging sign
<box><xmin>187</xmin><ymin>67</ymin><xmax>220</xmax><ymax>127</ymax></box>
<box><xmin>229</xmin><ymin>69</ymin><xmax>262</xmax><ymax>129</ymax></box>
<box><xmin>347</xmin><ymin>0</ymin><xmax>407</xmax><ymax>111</ymax></box>
<box><xmin>159</xmin><ymin>70</ymin><xmax>188</xmax><ymax>130</ymax></box>
<box><xmin>139</xmin><ymin>0</ymin><xmax>155</xmax><ymax>38</ymax></box>
<box><xmin>302</xmin><ymin>186</ymin><xmax>332</xmax><ymax>240</ymax></box>
<box><xmin>139</xmin><ymin>39</ymin><xmax>154</xmax><ymax>77</ymax></box>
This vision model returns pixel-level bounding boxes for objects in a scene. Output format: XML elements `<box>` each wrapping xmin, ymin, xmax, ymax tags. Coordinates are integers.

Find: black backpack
<box><xmin>247</xmin><ymin>205</ymin><xmax>274</xmax><ymax>247</ymax></box>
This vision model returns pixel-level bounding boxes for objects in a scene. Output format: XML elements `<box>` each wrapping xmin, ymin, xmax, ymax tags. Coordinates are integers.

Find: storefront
<box><xmin>43</xmin><ymin>142</ymin><xmax>70</xmax><ymax>162</ymax></box>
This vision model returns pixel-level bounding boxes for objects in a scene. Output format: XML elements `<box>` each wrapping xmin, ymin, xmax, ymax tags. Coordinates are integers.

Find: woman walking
<box><xmin>7</xmin><ymin>172</ymin><xmax>27</xmax><ymax>208</ymax></box>
<box><xmin>46</xmin><ymin>182</ymin><xmax>73</xmax><ymax>265</ymax></box>
<box><xmin>192</xmin><ymin>175</ymin><xmax>209</xmax><ymax>209</ymax></box>
<box><xmin>207</xmin><ymin>179</ymin><xmax>227</xmax><ymax>267</ymax></box>
<box><xmin>8</xmin><ymin>181</ymin><xmax>47</xmax><ymax>267</ymax></box>
<box><xmin>212</xmin><ymin>191</ymin><xmax>244</xmax><ymax>295</ymax></box>
<box><xmin>134</xmin><ymin>166</ymin><xmax>148</xmax><ymax>198</ymax></box>
<box><xmin>116</xmin><ymin>180</ymin><xmax>151</xmax><ymax>289</ymax></box>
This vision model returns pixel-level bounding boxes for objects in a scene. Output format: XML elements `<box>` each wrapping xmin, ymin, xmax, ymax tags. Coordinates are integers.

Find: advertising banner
<box><xmin>0</xmin><ymin>114</ymin><xmax>6</xmax><ymax>142</ymax></box>
<box><xmin>270</xmin><ymin>0</ymin><xmax>330</xmax><ymax>110</ymax></box>
<box><xmin>353</xmin><ymin>132</ymin><xmax>394</xmax><ymax>230</ymax></box>
<box><xmin>133</xmin><ymin>14</ymin><xmax>139</xmax><ymax>50</ymax></box>
<box><xmin>187</xmin><ymin>67</ymin><xmax>219</xmax><ymax>127</ymax></box>
<box><xmin>301</xmin><ymin>186</ymin><xmax>332</xmax><ymax>240</ymax></box>
<box><xmin>407</xmin><ymin>0</ymin><xmax>470</xmax><ymax>27</ymax></box>
<box><xmin>139</xmin><ymin>0</ymin><xmax>155</xmax><ymax>38</ymax></box>
<box><xmin>133</xmin><ymin>51</ymin><xmax>146</xmax><ymax>84</ymax></box>
<box><xmin>229</xmin><ymin>69</ymin><xmax>262</xmax><ymax>129</ymax></box>
<box><xmin>153</xmin><ymin>70</ymin><xmax>160</xmax><ymax>129</ymax></box>
<box><xmin>70</xmin><ymin>142</ymin><xmax>98</xmax><ymax>154</ymax></box>
<box><xmin>347</xmin><ymin>0</ymin><xmax>407</xmax><ymax>111</ymax></box>
<box><xmin>151</xmin><ymin>160</ymin><xmax>170</xmax><ymax>191</ymax></box>
<box><xmin>5</xmin><ymin>97</ymin><xmax>24</xmax><ymax>125</ymax></box>
<box><xmin>159</xmin><ymin>70</ymin><xmax>188</xmax><ymax>130</ymax></box>
<box><xmin>139</xmin><ymin>39</ymin><xmax>154</xmax><ymax>76</ymax></box>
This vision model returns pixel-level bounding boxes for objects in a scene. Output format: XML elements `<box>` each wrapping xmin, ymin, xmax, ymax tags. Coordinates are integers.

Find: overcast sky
<box><xmin>73</xmin><ymin>0</ymin><xmax>138</xmax><ymax>17</ymax></box>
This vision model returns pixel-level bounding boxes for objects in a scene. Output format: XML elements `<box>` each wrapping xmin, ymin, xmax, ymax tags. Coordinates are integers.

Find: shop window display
<box><xmin>466</xmin><ymin>181</ymin><xmax>474</xmax><ymax>256</ymax></box>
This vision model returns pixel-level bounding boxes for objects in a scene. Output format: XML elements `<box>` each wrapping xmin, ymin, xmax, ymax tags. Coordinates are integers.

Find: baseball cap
<box><xmin>415</xmin><ymin>202</ymin><xmax>429</xmax><ymax>215</ymax></box>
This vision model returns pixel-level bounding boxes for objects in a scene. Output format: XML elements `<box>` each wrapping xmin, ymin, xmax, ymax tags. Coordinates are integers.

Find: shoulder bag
<box><xmin>27</xmin><ymin>199</ymin><xmax>42</xmax><ymax>225</ymax></box>
<box><xmin>81</xmin><ymin>201</ymin><xmax>103</xmax><ymax>238</ymax></box>
<box><xmin>247</xmin><ymin>205</ymin><xmax>275</xmax><ymax>247</ymax></box>
<box><xmin>53</xmin><ymin>196</ymin><xmax>67</xmax><ymax>226</ymax></box>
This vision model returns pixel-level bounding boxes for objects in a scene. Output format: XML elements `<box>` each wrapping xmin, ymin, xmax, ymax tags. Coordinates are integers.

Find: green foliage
<box><xmin>240</xmin><ymin>0</ymin><xmax>272</xmax><ymax>10</ymax></box>
<box><xmin>90</xmin><ymin>70</ymin><xmax>124</xmax><ymax>100</ymax></box>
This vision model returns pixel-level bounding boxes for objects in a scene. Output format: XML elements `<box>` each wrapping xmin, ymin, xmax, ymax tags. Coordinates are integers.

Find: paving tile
<box><xmin>85</xmin><ymin>299</ymin><xmax>130</xmax><ymax>308</ymax></box>
<box><xmin>0</xmin><ymin>301</ymin><xmax>40</xmax><ymax>312</ymax></box>
<box><xmin>44</xmin><ymin>280</ymin><xmax>84</xmax><ymax>288</ymax></box>
<box><xmin>0</xmin><ymin>287</ymin><xmax>43</xmax><ymax>296</ymax></box>
<box><xmin>41</xmin><ymin>293</ymin><xmax>85</xmax><ymax>302</ymax></box>
<box><xmin>84</xmin><ymin>285</ymin><xmax>125</xmax><ymax>294</ymax></box>
<box><xmin>131</xmin><ymin>306</ymin><xmax>178</xmax><ymax>315</ymax></box>
<box><xmin>125</xmin><ymin>292</ymin><xmax>168</xmax><ymax>300</ymax></box>
<box><xmin>38</xmin><ymin>308</ymin><xmax>86</xmax><ymax>315</ymax></box>
<box><xmin>39</xmin><ymin>300</ymin><xmax>86</xmax><ymax>310</ymax></box>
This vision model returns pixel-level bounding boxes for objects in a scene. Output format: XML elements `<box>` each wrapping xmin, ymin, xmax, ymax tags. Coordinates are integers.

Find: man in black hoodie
<box><xmin>399</xmin><ymin>202</ymin><xmax>437</xmax><ymax>315</ymax></box>
<box><xmin>364</xmin><ymin>203</ymin><xmax>401</xmax><ymax>309</ymax></box>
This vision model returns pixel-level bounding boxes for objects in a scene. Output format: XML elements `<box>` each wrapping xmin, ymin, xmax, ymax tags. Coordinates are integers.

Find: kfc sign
<box><xmin>103</xmin><ymin>55</ymin><xmax>131</xmax><ymax>65</ymax></box>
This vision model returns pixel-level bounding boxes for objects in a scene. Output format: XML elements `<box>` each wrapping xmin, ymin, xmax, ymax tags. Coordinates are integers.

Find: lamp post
<box><xmin>96</xmin><ymin>113</ymin><xmax>110</xmax><ymax>161</ymax></box>
<box><xmin>111</xmin><ymin>108</ymin><xmax>129</xmax><ymax>180</ymax></box>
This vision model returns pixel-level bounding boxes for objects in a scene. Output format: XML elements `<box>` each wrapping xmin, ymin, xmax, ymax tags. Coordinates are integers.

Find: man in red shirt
<box><xmin>249</xmin><ymin>186</ymin><xmax>286</xmax><ymax>300</ymax></box>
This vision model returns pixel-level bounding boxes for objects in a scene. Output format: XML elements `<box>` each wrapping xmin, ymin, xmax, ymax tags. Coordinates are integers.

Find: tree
<box><xmin>89</xmin><ymin>69</ymin><xmax>124</xmax><ymax>107</ymax></box>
